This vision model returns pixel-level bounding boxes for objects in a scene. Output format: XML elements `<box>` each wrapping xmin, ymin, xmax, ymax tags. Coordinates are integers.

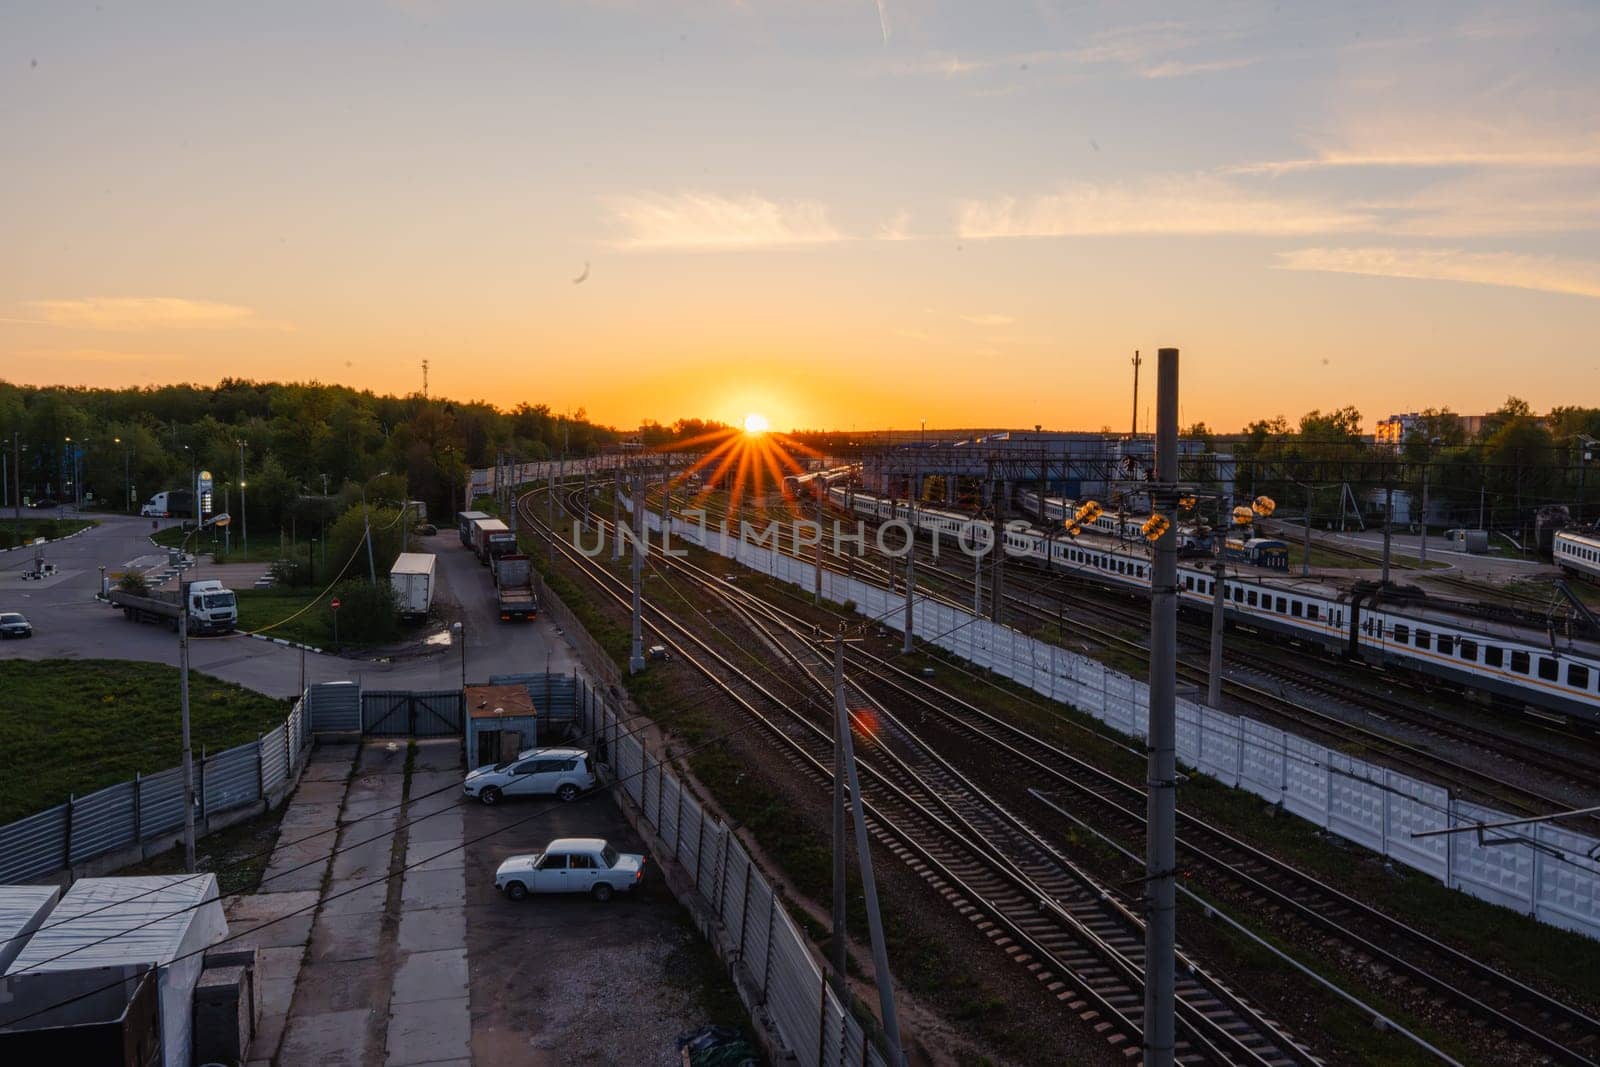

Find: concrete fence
<box><xmin>582</xmin><ymin>691</ymin><xmax>887</xmax><ymax>1067</ymax></box>
<box><xmin>0</xmin><ymin>696</ymin><xmax>312</xmax><ymax>885</ymax></box>
<box><xmin>643</xmin><ymin>505</ymin><xmax>1600</xmax><ymax>943</ymax></box>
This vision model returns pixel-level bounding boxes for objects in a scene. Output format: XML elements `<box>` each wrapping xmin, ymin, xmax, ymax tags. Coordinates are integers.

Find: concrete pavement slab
<box><xmin>308</xmin><ymin>908</ymin><xmax>384</xmax><ymax>963</ymax></box>
<box><xmin>256</xmin><ymin>945</ymin><xmax>305</xmax><ymax>985</ymax></box>
<box><xmin>277</xmin><ymin>1006</ymin><xmax>376</xmax><ymax>1066</ymax></box>
<box><xmin>357</xmin><ymin>743</ymin><xmax>410</xmax><ymax>774</ymax></box>
<box><xmin>397</xmin><ymin>906</ymin><xmax>466</xmax><ymax>954</ymax></box>
<box><xmin>300</xmin><ymin>759</ymin><xmax>357</xmax><ymax>783</ymax></box>
<box><xmin>329</xmin><ymin>818</ymin><xmax>399</xmax><ymax>880</ymax></box>
<box><xmin>322</xmin><ymin>877</ymin><xmax>390</xmax><ymax>916</ymax></box>
<box><xmin>406</xmin><ymin>808</ymin><xmax>464</xmax><ymax>843</ymax></box>
<box><xmin>292</xmin><ymin>959</ymin><xmax>390</xmax><ymax>1013</ymax></box>
<box><xmin>384</xmin><ymin>995</ymin><xmax>471</xmax><ymax>1065</ymax></box>
<box><xmin>405</xmin><ymin>838</ymin><xmax>466</xmax><ymax>872</ymax></box>
<box><xmin>223</xmin><ymin>891</ymin><xmax>318</xmax><ymax>948</ymax></box>
<box><xmin>289</xmin><ymin>778</ymin><xmax>351</xmax><ymax>805</ymax></box>
<box><xmin>399</xmin><ymin>868</ymin><xmax>463</xmax><ymax>911</ymax></box>
<box><xmin>342</xmin><ymin>796</ymin><xmax>405</xmax><ymax>822</ymax></box>
<box><xmin>390</xmin><ymin>947</ymin><xmax>468</xmax><ymax>1005</ymax></box>
<box><xmin>413</xmin><ymin>742</ymin><xmax>463</xmax><ymax>772</ymax></box>
<box><xmin>259</xmin><ymin>854</ymin><xmax>331</xmax><ymax>894</ymax></box>
<box><xmin>275</xmin><ymin>802</ymin><xmax>344</xmax><ymax>831</ymax></box>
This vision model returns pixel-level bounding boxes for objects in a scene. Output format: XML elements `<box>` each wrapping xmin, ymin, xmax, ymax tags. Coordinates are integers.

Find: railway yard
<box><xmin>504</xmin><ymin>466</ymin><xmax>1600</xmax><ymax>1067</ymax></box>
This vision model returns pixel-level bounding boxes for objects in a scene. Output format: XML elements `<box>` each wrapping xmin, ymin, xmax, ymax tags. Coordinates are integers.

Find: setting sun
<box><xmin>743</xmin><ymin>413</ymin><xmax>769</xmax><ymax>435</ymax></box>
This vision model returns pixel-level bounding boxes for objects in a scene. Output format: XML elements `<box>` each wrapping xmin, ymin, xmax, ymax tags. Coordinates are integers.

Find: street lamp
<box><xmin>175</xmin><ymin>509</ymin><xmax>232</xmax><ymax>873</ymax></box>
<box><xmin>451</xmin><ymin>621</ymin><xmax>467</xmax><ymax>690</ymax></box>
<box><xmin>238</xmin><ymin>440</ymin><xmax>248</xmax><ymax>557</ymax></box>
<box><xmin>116</xmin><ymin>437</ymin><xmax>130</xmax><ymax>513</ymax></box>
<box><xmin>63</xmin><ymin>436</ymin><xmax>75</xmax><ymax>510</ymax></box>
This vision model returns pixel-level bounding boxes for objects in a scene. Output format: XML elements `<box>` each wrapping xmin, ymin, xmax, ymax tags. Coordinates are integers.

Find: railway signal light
<box><xmin>1179</xmin><ymin>494</ymin><xmax>1197</xmax><ymax>511</ymax></box>
<box><xmin>1142</xmin><ymin>514</ymin><xmax>1171</xmax><ymax>541</ymax></box>
<box><xmin>1252</xmin><ymin>495</ymin><xmax>1276</xmax><ymax>517</ymax></box>
<box><xmin>1232</xmin><ymin>506</ymin><xmax>1256</xmax><ymax>526</ymax></box>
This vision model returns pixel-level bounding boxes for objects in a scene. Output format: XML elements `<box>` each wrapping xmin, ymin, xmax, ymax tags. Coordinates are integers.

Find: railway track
<box><xmin>582</xmin><ymin>484</ymin><xmax>1600</xmax><ymax>1065</ymax></box>
<box><xmin>654</xmin><ymin>487</ymin><xmax>1600</xmax><ymax>818</ymax></box>
<box><xmin>526</xmin><ymin>484</ymin><xmax>1318</xmax><ymax>1065</ymax></box>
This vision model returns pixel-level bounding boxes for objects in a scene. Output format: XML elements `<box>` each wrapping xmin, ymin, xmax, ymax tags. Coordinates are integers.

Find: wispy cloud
<box><xmin>602</xmin><ymin>192</ymin><xmax>844</xmax><ymax>250</ymax></box>
<box><xmin>1275</xmin><ymin>247</ymin><xmax>1600</xmax><ymax>300</ymax></box>
<box><xmin>961</xmin><ymin>313</ymin><xmax>1014</xmax><ymax>326</ymax></box>
<box><xmin>959</xmin><ymin>175</ymin><xmax>1374</xmax><ymax>238</ymax></box>
<box><xmin>876</xmin><ymin>209</ymin><xmax>913</xmax><ymax>241</ymax></box>
<box><xmin>1138</xmin><ymin>56</ymin><xmax>1257</xmax><ymax>79</ymax></box>
<box><xmin>11</xmin><ymin>297</ymin><xmax>287</xmax><ymax>331</ymax></box>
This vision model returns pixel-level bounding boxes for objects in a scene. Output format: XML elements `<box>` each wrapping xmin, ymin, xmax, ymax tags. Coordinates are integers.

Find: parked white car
<box><xmin>495</xmin><ymin>838</ymin><xmax>645</xmax><ymax>901</ymax></box>
<box><xmin>462</xmin><ymin>747</ymin><xmax>594</xmax><ymax>805</ymax></box>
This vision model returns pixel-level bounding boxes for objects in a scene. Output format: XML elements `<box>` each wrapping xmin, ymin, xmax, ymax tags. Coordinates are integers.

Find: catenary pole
<box><xmin>836</xmin><ymin>672</ymin><xmax>906</xmax><ymax>1067</ymax></box>
<box><xmin>902</xmin><ymin>468</ymin><xmax>917</xmax><ymax>653</ymax></box>
<box><xmin>628</xmin><ymin>474</ymin><xmax>646</xmax><ymax>674</ymax></box>
<box><xmin>179</xmin><ymin>568</ymin><xmax>197</xmax><ymax>873</ymax></box>
<box><xmin>1381</xmin><ymin>484</ymin><xmax>1394</xmax><ymax>586</ymax></box>
<box><xmin>1206</xmin><ymin>560</ymin><xmax>1226</xmax><ymax>708</ymax></box>
<box><xmin>831</xmin><ymin>633</ymin><xmax>849</xmax><ymax>998</ymax></box>
<box><xmin>1143</xmin><ymin>347</ymin><xmax>1179</xmax><ymax>1067</ymax></box>
<box><xmin>990</xmin><ymin>480</ymin><xmax>1005</xmax><ymax>625</ymax></box>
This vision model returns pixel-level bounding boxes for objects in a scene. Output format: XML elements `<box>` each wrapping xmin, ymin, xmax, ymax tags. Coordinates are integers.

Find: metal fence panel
<box><xmin>0</xmin><ymin>804</ymin><xmax>67</xmax><ymax>882</ymax></box>
<box><xmin>1535</xmin><ymin>822</ymin><xmax>1600</xmax><ymax>936</ymax></box>
<box><xmin>660</xmin><ymin>774</ymin><xmax>681</xmax><ymax>852</ymax></box>
<box><xmin>138</xmin><ymin>767</ymin><xmax>187</xmax><ymax>839</ymax></box>
<box><xmin>69</xmin><ymin>781</ymin><xmax>137</xmax><ymax>865</ymax></box>
<box><xmin>1282</xmin><ymin>734</ymin><xmax>1330</xmax><ymax>824</ymax></box>
<box><xmin>767</xmin><ymin>908</ymin><xmax>823</xmax><ymax>1067</ymax></box>
<box><xmin>842</xmin><ymin>1010</ymin><xmax>867</xmax><ymax>1067</ymax></box>
<box><xmin>822</xmin><ymin>986</ymin><xmax>846</xmax><ymax>1067</ymax></box>
<box><xmin>743</xmin><ymin>874</ymin><xmax>774</xmax><ymax>993</ymax></box>
<box><xmin>679</xmin><ymin>793</ymin><xmax>704</xmax><ymax>882</ymax></box>
<box><xmin>204</xmin><ymin>741</ymin><xmax>261</xmax><ymax>817</ymax></box>
<box><xmin>361</xmin><ymin>692</ymin><xmax>410</xmax><ymax>735</ymax></box>
<box><xmin>620</xmin><ymin>735</ymin><xmax>644</xmax><ymax>806</ymax></box>
<box><xmin>412</xmin><ymin>691</ymin><xmax>463</xmax><ymax>735</ymax></box>
<box><xmin>309</xmin><ymin>681</ymin><xmax>361</xmax><ymax>732</ymax></box>
<box><xmin>722</xmin><ymin>840</ymin><xmax>750</xmax><ymax>951</ymax></box>
<box><xmin>261</xmin><ymin>724</ymin><xmax>289</xmax><ymax>795</ymax></box>
<box><xmin>1239</xmin><ymin>719</ymin><xmax>1286</xmax><ymax>803</ymax></box>
<box><xmin>698</xmin><ymin>820</ymin><xmax>723</xmax><ymax>902</ymax></box>
<box><xmin>1383</xmin><ymin>771</ymin><xmax>1449</xmax><ymax>880</ymax></box>
<box><xmin>642</xmin><ymin>756</ymin><xmax>659</xmax><ymax>826</ymax></box>
<box><xmin>1326</xmin><ymin>754</ymin><xmax>1385</xmax><ymax>853</ymax></box>
<box><xmin>1452</xmin><ymin>799</ymin><xmax>1537</xmax><ymax>913</ymax></box>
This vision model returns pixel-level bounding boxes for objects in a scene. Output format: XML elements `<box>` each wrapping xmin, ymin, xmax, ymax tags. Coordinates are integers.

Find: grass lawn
<box><xmin>0</xmin><ymin>660</ymin><xmax>292</xmax><ymax>823</ymax></box>
<box><xmin>233</xmin><ymin>588</ymin><xmax>394</xmax><ymax>650</ymax></box>
<box><xmin>0</xmin><ymin>516</ymin><xmax>97</xmax><ymax>549</ymax></box>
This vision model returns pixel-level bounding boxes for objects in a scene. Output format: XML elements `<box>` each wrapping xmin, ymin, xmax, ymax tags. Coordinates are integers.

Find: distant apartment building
<box><xmin>1374</xmin><ymin>413</ymin><xmax>1423</xmax><ymax>449</ymax></box>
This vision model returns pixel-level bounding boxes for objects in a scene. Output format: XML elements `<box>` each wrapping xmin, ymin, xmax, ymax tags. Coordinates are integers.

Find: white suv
<box><xmin>463</xmin><ymin>747</ymin><xmax>594</xmax><ymax>805</ymax></box>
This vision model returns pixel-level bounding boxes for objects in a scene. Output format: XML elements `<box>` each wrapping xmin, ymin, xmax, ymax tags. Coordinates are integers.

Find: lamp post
<box><xmin>238</xmin><ymin>440</ymin><xmax>248</xmax><ymax>557</ymax></box>
<box><xmin>452</xmin><ymin>621</ymin><xmax>467</xmax><ymax>689</ymax></box>
<box><xmin>117</xmin><ymin>437</ymin><xmax>130</xmax><ymax>512</ymax></box>
<box><xmin>63</xmin><ymin>436</ymin><xmax>74</xmax><ymax>510</ymax></box>
<box><xmin>12</xmin><ymin>434</ymin><xmax>24</xmax><ymax>548</ymax></box>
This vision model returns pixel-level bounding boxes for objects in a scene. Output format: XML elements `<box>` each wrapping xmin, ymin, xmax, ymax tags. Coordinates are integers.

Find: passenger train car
<box><xmin>1556</xmin><ymin>528</ymin><xmax>1600</xmax><ymax>584</ymax></box>
<box><xmin>828</xmin><ymin>486</ymin><xmax>1600</xmax><ymax>722</ymax></box>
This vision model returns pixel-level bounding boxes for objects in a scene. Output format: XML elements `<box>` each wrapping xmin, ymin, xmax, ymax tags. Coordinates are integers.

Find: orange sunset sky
<box><xmin>3</xmin><ymin>2</ymin><xmax>1598</xmax><ymax>432</ymax></box>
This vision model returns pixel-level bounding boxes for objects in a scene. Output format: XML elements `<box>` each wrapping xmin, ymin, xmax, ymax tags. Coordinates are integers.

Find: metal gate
<box><xmin>359</xmin><ymin>690</ymin><xmax>464</xmax><ymax>737</ymax></box>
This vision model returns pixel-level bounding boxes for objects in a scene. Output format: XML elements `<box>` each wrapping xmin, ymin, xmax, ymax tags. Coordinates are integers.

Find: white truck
<box><xmin>390</xmin><ymin>552</ymin><xmax>437</xmax><ymax>621</ymax></box>
<box><xmin>109</xmin><ymin>578</ymin><xmax>238</xmax><ymax>634</ymax></box>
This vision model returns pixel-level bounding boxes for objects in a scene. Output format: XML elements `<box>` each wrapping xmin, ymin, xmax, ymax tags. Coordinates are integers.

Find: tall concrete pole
<box><xmin>1131</xmin><ymin>349</ymin><xmax>1141</xmax><ymax>438</ymax></box>
<box><xmin>813</xmin><ymin>492</ymin><xmax>824</xmax><ymax>605</ymax></box>
<box><xmin>238</xmin><ymin>441</ymin><xmax>247</xmax><ymax>557</ymax></box>
<box><xmin>1419</xmin><ymin>463</ymin><xmax>1430</xmax><ymax>565</ymax></box>
<box><xmin>831</xmin><ymin>633</ymin><xmax>849</xmax><ymax>997</ymax></box>
<box><xmin>836</xmin><ymin>681</ymin><xmax>906</xmax><ymax>1067</ymax></box>
<box><xmin>990</xmin><ymin>481</ymin><xmax>1005</xmax><ymax>625</ymax></box>
<box><xmin>1206</xmin><ymin>560</ymin><xmax>1226</xmax><ymax>709</ymax></box>
<box><xmin>902</xmin><ymin>471</ymin><xmax>917</xmax><ymax>654</ymax></box>
<box><xmin>1143</xmin><ymin>347</ymin><xmax>1179</xmax><ymax>1067</ymax></box>
<box><xmin>179</xmin><ymin>580</ymin><xmax>197</xmax><ymax>873</ymax></box>
<box><xmin>628</xmin><ymin>474</ymin><xmax>646</xmax><ymax>674</ymax></box>
<box><xmin>1302</xmin><ymin>484</ymin><xmax>1313</xmax><ymax>578</ymax></box>
<box><xmin>611</xmin><ymin>467</ymin><xmax>623</xmax><ymax>562</ymax></box>
<box><xmin>1380</xmin><ymin>484</ymin><xmax>1394</xmax><ymax>586</ymax></box>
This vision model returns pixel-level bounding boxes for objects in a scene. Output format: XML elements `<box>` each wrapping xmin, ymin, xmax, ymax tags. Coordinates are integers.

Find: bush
<box><xmin>328</xmin><ymin>579</ymin><xmax>400</xmax><ymax>645</ymax></box>
<box><xmin>118</xmin><ymin>572</ymin><xmax>149</xmax><ymax>595</ymax></box>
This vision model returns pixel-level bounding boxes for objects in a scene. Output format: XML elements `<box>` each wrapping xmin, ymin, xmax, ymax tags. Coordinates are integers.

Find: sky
<box><xmin>2</xmin><ymin>1</ymin><xmax>1597</xmax><ymax>433</ymax></box>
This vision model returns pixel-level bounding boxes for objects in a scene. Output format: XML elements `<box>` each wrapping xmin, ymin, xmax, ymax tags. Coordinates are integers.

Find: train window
<box><xmin>1184</xmin><ymin>575</ymin><xmax>1194</xmax><ymax>590</ymax></box>
<box><xmin>1306</xmin><ymin>604</ymin><xmax>1319</xmax><ymax>621</ymax></box>
<box><xmin>1510</xmin><ymin>650</ymin><xmax>1530</xmax><ymax>674</ymax></box>
<box><xmin>1275</xmin><ymin>597</ymin><xmax>1287</xmax><ymax>613</ymax></box>
<box><xmin>1246</xmin><ymin>591</ymin><xmax>1258</xmax><ymax>607</ymax></box>
<box><xmin>1485</xmin><ymin>646</ymin><xmax>1503</xmax><ymax>668</ymax></box>
<box><xmin>1437</xmin><ymin>635</ymin><xmax>1453</xmax><ymax>655</ymax></box>
<box><xmin>1568</xmin><ymin>663</ymin><xmax>1590</xmax><ymax>689</ymax></box>
<box><xmin>1232</xmin><ymin>587</ymin><xmax>1243</xmax><ymax>602</ymax></box>
<box><xmin>1290</xmin><ymin>601</ymin><xmax>1303</xmax><ymax>617</ymax></box>
<box><xmin>1415</xmin><ymin>630</ymin><xmax>1431</xmax><ymax>650</ymax></box>
<box><xmin>1458</xmin><ymin>640</ymin><xmax>1477</xmax><ymax>661</ymax></box>
<box><xmin>1538</xmin><ymin>658</ymin><xmax>1559</xmax><ymax>682</ymax></box>
<box><xmin>1392</xmin><ymin>624</ymin><xmax>1409</xmax><ymax>644</ymax></box>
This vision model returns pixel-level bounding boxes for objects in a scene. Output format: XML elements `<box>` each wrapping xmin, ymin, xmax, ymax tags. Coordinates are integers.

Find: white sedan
<box><xmin>495</xmin><ymin>837</ymin><xmax>645</xmax><ymax>902</ymax></box>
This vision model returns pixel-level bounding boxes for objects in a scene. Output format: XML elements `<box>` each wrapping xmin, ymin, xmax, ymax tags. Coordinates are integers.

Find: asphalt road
<box><xmin>0</xmin><ymin>511</ymin><xmax>578</xmax><ymax>698</ymax></box>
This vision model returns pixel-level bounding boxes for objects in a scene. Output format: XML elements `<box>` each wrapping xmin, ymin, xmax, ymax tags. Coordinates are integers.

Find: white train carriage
<box><xmin>1556</xmin><ymin>528</ymin><xmax>1600</xmax><ymax>584</ymax></box>
<box><xmin>833</xmin><ymin>488</ymin><xmax>1600</xmax><ymax>721</ymax></box>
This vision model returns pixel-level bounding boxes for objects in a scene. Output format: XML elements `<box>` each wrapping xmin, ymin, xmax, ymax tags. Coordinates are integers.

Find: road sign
<box><xmin>330</xmin><ymin>598</ymin><xmax>342</xmax><ymax>611</ymax></box>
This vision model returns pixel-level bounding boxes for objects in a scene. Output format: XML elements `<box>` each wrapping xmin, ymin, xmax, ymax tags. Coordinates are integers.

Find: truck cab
<box><xmin>184</xmin><ymin>580</ymin><xmax>238</xmax><ymax>631</ymax></box>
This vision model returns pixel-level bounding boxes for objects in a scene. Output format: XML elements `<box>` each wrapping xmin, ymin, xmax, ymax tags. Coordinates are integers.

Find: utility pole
<box><xmin>1418</xmin><ymin>461</ymin><xmax>1429</xmax><ymax>565</ymax></box>
<box><xmin>13</xmin><ymin>431</ymin><xmax>22</xmax><ymax>548</ymax></box>
<box><xmin>1206</xmin><ymin>560</ymin><xmax>1226</xmax><ymax>708</ymax></box>
<box><xmin>1131</xmin><ymin>349</ymin><xmax>1141</xmax><ymax>438</ymax></box>
<box><xmin>238</xmin><ymin>440</ymin><xmax>247</xmax><ymax>557</ymax></box>
<box><xmin>990</xmin><ymin>480</ymin><xmax>1005</xmax><ymax>625</ymax></box>
<box><xmin>360</xmin><ymin>486</ymin><xmax>377</xmax><ymax>584</ymax></box>
<box><xmin>834</xmin><ymin>655</ymin><xmax>906</xmax><ymax>1067</ymax></box>
<box><xmin>628</xmin><ymin>474</ymin><xmax>646</xmax><ymax>674</ymax></box>
<box><xmin>831</xmin><ymin>632</ymin><xmax>849</xmax><ymax>999</ymax></box>
<box><xmin>1143</xmin><ymin>347</ymin><xmax>1179</xmax><ymax>1067</ymax></box>
<box><xmin>1302</xmin><ymin>484</ymin><xmax>1313</xmax><ymax>578</ymax></box>
<box><xmin>813</xmin><ymin>491</ymin><xmax>824</xmax><ymax>605</ymax></box>
<box><xmin>903</xmin><ymin>470</ymin><xmax>917</xmax><ymax>654</ymax></box>
<box><xmin>178</xmin><ymin>566</ymin><xmax>197</xmax><ymax>873</ymax></box>
<box><xmin>1380</xmin><ymin>484</ymin><xmax>1394</xmax><ymax>586</ymax></box>
<box><xmin>611</xmin><ymin>467</ymin><xmax>623</xmax><ymax>562</ymax></box>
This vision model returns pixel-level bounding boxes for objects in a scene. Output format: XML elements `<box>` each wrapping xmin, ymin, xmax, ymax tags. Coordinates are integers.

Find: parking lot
<box><xmin>227</xmin><ymin>738</ymin><xmax>738</xmax><ymax>1066</ymax></box>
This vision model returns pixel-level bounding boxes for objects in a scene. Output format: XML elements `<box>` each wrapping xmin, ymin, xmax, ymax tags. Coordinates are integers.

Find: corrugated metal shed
<box><xmin>6</xmin><ymin>874</ymin><xmax>228</xmax><ymax>1067</ymax></box>
<box><xmin>0</xmin><ymin>885</ymin><xmax>60</xmax><ymax>974</ymax></box>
